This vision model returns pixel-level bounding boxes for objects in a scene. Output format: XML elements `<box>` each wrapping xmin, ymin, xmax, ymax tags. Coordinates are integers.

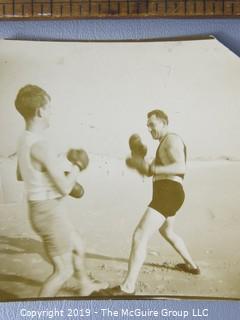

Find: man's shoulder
<box><xmin>164</xmin><ymin>133</ymin><xmax>185</xmax><ymax>148</ymax></box>
<box><xmin>31</xmin><ymin>139</ymin><xmax>49</xmax><ymax>149</ymax></box>
<box><xmin>30</xmin><ymin>139</ymin><xmax>51</xmax><ymax>160</ymax></box>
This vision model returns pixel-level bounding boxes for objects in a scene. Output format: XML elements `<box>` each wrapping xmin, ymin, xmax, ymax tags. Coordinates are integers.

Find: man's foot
<box><xmin>79</xmin><ymin>280</ymin><xmax>109</xmax><ymax>296</ymax></box>
<box><xmin>91</xmin><ymin>285</ymin><xmax>135</xmax><ymax>297</ymax></box>
<box><xmin>176</xmin><ymin>263</ymin><xmax>200</xmax><ymax>275</ymax></box>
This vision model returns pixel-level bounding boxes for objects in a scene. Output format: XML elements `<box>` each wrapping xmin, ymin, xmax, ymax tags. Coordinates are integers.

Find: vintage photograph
<box><xmin>0</xmin><ymin>38</ymin><xmax>239</xmax><ymax>300</ymax></box>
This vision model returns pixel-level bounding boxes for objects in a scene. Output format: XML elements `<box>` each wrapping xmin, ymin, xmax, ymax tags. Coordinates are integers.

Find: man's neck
<box><xmin>159</xmin><ymin>128</ymin><xmax>169</xmax><ymax>142</ymax></box>
<box><xmin>25</xmin><ymin>120</ymin><xmax>45</xmax><ymax>134</ymax></box>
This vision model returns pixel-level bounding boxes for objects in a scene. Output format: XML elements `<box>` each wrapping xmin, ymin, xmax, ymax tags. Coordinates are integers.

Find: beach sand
<box><xmin>0</xmin><ymin>158</ymin><xmax>239</xmax><ymax>300</ymax></box>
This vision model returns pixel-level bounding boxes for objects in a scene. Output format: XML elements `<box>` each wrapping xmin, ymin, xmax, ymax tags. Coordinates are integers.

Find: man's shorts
<box><xmin>149</xmin><ymin>179</ymin><xmax>185</xmax><ymax>218</ymax></box>
<box><xmin>28</xmin><ymin>197</ymin><xmax>74</xmax><ymax>258</ymax></box>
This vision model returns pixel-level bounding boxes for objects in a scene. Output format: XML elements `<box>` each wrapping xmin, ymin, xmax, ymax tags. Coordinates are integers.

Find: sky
<box><xmin>0</xmin><ymin>38</ymin><xmax>239</xmax><ymax>160</ymax></box>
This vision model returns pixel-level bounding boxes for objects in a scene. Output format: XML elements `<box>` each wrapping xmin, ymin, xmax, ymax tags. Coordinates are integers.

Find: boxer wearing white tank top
<box><xmin>15</xmin><ymin>85</ymin><xmax>108</xmax><ymax>297</ymax></box>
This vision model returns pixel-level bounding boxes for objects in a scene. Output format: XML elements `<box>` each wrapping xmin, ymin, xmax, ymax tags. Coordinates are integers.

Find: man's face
<box><xmin>147</xmin><ymin>115</ymin><xmax>166</xmax><ymax>140</ymax></box>
<box><xmin>39</xmin><ymin>99</ymin><xmax>52</xmax><ymax>129</ymax></box>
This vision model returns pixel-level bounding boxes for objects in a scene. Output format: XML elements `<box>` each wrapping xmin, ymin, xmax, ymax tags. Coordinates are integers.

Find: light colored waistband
<box><xmin>27</xmin><ymin>191</ymin><xmax>63</xmax><ymax>201</ymax></box>
<box><xmin>153</xmin><ymin>175</ymin><xmax>183</xmax><ymax>185</ymax></box>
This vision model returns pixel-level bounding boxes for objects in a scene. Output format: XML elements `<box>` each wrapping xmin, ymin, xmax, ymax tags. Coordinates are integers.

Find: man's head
<box><xmin>147</xmin><ymin>109</ymin><xmax>169</xmax><ymax>140</ymax></box>
<box><xmin>15</xmin><ymin>85</ymin><xmax>51</xmax><ymax>128</ymax></box>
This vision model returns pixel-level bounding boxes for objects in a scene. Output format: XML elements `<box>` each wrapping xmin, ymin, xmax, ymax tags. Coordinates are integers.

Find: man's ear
<box><xmin>162</xmin><ymin>118</ymin><xmax>168</xmax><ymax>126</ymax></box>
<box><xmin>37</xmin><ymin>107</ymin><xmax>44</xmax><ymax>118</ymax></box>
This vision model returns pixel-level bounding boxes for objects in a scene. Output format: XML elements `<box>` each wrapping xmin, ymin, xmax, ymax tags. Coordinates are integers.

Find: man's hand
<box><xmin>126</xmin><ymin>155</ymin><xmax>150</xmax><ymax>176</ymax></box>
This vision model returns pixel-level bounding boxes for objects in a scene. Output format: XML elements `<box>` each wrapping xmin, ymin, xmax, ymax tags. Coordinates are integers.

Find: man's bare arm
<box><xmin>31</xmin><ymin>141</ymin><xmax>79</xmax><ymax>196</ymax></box>
<box><xmin>150</xmin><ymin>135</ymin><xmax>186</xmax><ymax>176</ymax></box>
<box><xmin>16</xmin><ymin>162</ymin><xmax>23</xmax><ymax>181</ymax></box>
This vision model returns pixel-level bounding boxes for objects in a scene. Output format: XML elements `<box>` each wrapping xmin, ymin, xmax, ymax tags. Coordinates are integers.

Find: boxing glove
<box><xmin>129</xmin><ymin>134</ymin><xmax>147</xmax><ymax>158</ymax></box>
<box><xmin>67</xmin><ymin>149</ymin><xmax>89</xmax><ymax>171</ymax></box>
<box><xmin>64</xmin><ymin>171</ymin><xmax>85</xmax><ymax>198</ymax></box>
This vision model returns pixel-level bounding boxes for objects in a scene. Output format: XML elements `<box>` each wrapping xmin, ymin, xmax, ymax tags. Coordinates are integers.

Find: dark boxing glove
<box><xmin>129</xmin><ymin>134</ymin><xmax>147</xmax><ymax>158</ymax></box>
<box><xmin>125</xmin><ymin>156</ymin><xmax>150</xmax><ymax>176</ymax></box>
<box><xmin>126</xmin><ymin>134</ymin><xmax>149</xmax><ymax>175</ymax></box>
<box><xmin>67</xmin><ymin>149</ymin><xmax>89</xmax><ymax>171</ymax></box>
<box><xmin>64</xmin><ymin>171</ymin><xmax>85</xmax><ymax>199</ymax></box>
<box><xmin>69</xmin><ymin>182</ymin><xmax>84</xmax><ymax>199</ymax></box>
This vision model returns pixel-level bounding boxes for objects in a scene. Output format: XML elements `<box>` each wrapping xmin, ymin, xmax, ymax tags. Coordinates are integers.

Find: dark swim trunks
<box><xmin>149</xmin><ymin>179</ymin><xmax>185</xmax><ymax>217</ymax></box>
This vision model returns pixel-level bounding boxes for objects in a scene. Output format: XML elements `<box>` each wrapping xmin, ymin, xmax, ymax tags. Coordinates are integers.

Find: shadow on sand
<box><xmin>86</xmin><ymin>252</ymin><xmax>178</xmax><ymax>271</ymax></box>
<box><xmin>0</xmin><ymin>235</ymin><xmax>48</xmax><ymax>262</ymax></box>
<box><xmin>0</xmin><ymin>235</ymin><xmax>179</xmax><ymax>272</ymax></box>
<box><xmin>0</xmin><ymin>235</ymin><xmax>182</xmax><ymax>300</ymax></box>
<box><xmin>0</xmin><ymin>274</ymin><xmax>41</xmax><ymax>287</ymax></box>
<box><xmin>0</xmin><ymin>289</ymin><xmax>18</xmax><ymax>300</ymax></box>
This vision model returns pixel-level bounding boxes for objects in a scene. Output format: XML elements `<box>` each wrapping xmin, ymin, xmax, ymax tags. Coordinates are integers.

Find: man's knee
<box><xmin>72</xmin><ymin>232</ymin><xmax>85</xmax><ymax>255</ymax></box>
<box><xmin>132</xmin><ymin>227</ymin><xmax>146</xmax><ymax>246</ymax></box>
<box><xmin>73</xmin><ymin>242</ymin><xmax>85</xmax><ymax>256</ymax></box>
<box><xmin>56</xmin><ymin>264</ymin><xmax>74</xmax><ymax>282</ymax></box>
<box><xmin>159</xmin><ymin>225</ymin><xmax>173</xmax><ymax>239</ymax></box>
<box><xmin>53</xmin><ymin>254</ymin><xmax>74</xmax><ymax>282</ymax></box>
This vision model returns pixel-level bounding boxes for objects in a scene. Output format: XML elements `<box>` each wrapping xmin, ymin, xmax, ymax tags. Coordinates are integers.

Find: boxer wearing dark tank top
<box><xmin>107</xmin><ymin>109</ymin><xmax>200</xmax><ymax>297</ymax></box>
<box><xmin>149</xmin><ymin>133</ymin><xmax>187</xmax><ymax>217</ymax></box>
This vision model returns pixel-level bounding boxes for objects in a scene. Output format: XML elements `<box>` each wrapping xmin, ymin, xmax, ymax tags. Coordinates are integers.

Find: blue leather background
<box><xmin>0</xmin><ymin>299</ymin><xmax>240</xmax><ymax>319</ymax></box>
<box><xmin>0</xmin><ymin>19</ymin><xmax>240</xmax><ymax>55</ymax></box>
<box><xmin>0</xmin><ymin>17</ymin><xmax>239</xmax><ymax>320</ymax></box>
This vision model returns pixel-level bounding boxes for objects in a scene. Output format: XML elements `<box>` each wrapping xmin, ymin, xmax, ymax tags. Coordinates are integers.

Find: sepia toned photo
<box><xmin>0</xmin><ymin>38</ymin><xmax>239</xmax><ymax>300</ymax></box>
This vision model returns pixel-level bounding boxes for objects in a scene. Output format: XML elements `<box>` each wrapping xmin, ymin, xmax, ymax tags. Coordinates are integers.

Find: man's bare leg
<box><xmin>39</xmin><ymin>252</ymin><xmax>73</xmax><ymax>297</ymax></box>
<box><xmin>71</xmin><ymin>231</ymin><xmax>108</xmax><ymax>296</ymax></box>
<box><xmin>121</xmin><ymin>207</ymin><xmax>165</xmax><ymax>293</ymax></box>
<box><xmin>71</xmin><ymin>231</ymin><xmax>88</xmax><ymax>282</ymax></box>
<box><xmin>159</xmin><ymin>216</ymin><xmax>198</xmax><ymax>269</ymax></box>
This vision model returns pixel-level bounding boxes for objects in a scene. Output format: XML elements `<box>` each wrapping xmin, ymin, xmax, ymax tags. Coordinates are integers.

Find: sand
<box><xmin>0</xmin><ymin>158</ymin><xmax>239</xmax><ymax>300</ymax></box>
